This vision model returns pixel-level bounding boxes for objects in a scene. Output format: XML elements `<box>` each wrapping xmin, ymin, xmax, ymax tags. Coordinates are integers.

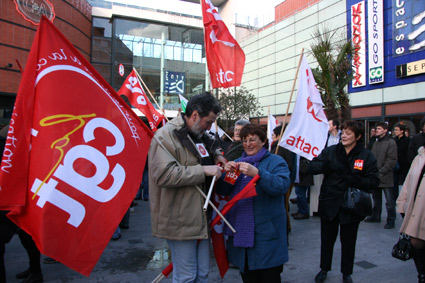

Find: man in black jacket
<box><xmin>408</xmin><ymin>116</ymin><xmax>425</xmax><ymax>165</ymax></box>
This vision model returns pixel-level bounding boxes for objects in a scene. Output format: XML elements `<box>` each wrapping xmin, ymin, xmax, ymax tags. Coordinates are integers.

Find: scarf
<box><xmin>225</xmin><ymin>147</ymin><xmax>267</xmax><ymax>248</ymax></box>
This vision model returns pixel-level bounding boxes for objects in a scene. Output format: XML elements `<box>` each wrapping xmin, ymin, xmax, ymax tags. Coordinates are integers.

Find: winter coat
<box><xmin>294</xmin><ymin>157</ymin><xmax>314</xmax><ymax>187</ymax></box>
<box><xmin>395</xmin><ymin>135</ymin><xmax>410</xmax><ymax>175</ymax></box>
<box><xmin>148</xmin><ymin>114</ymin><xmax>222</xmax><ymax>240</ymax></box>
<box><xmin>371</xmin><ymin>134</ymin><xmax>397</xmax><ymax>188</ymax></box>
<box><xmin>217</xmin><ymin>151</ymin><xmax>291</xmax><ymax>272</ymax></box>
<box><xmin>408</xmin><ymin>133</ymin><xmax>425</xmax><ymax>165</ymax></box>
<box><xmin>309</xmin><ymin>142</ymin><xmax>379</xmax><ymax>223</ymax></box>
<box><xmin>397</xmin><ymin>146</ymin><xmax>425</xmax><ymax>240</ymax></box>
<box><xmin>224</xmin><ymin>141</ymin><xmax>244</xmax><ymax>161</ymax></box>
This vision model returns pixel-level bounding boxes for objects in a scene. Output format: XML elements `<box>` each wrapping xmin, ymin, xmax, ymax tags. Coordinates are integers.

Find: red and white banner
<box><xmin>118</xmin><ymin>70</ymin><xmax>163</xmax><ymax>132</ymax></box>
<box><xmin>201</xmin><ymin>0</ymin><xmax>245</xmax><ymax>89</ymax></box>
<box><xmin>0</xmin><ymin>17</ymin><xmax>152</xmax><ymax>276</ymax></box>
<box><xmin>267</xmin><ymin>113</ymin><xmax>279</xmax><ymax>150</ymax></box>
<box><xmin>279</xmin><ymin>57</ymin><xmax>328</xmax><ymax>160</ymax></box>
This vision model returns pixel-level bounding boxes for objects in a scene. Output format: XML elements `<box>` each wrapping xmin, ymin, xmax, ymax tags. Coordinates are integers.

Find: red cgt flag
<box><xmin>201</xmin><ymin>0</ymin><xmax>245</xmax><ymax>89</ymax></box>
<box><xmin>0</xmin><ymin>17</ymin><xmax>152</xmax><ymax>276</ymax></box>
<box><xmin>118</xmin><ymin>70</ymin><xmax>163</xmax><ymax>132</ymax></box>
<box><xmin>210</xmin><ymin>174</ymin><xmax>260</xmax><ymax>228</ymax></box>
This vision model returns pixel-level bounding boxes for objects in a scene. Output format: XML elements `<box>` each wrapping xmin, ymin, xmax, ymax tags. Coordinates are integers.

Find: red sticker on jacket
<box><xmin>354</xmin><ymin>160</ymin><xmax>364</xmax><ymax>170</ymax></box>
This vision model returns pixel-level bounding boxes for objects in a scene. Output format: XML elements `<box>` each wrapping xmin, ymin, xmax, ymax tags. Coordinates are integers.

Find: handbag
<box><xmin>341</xmin><ymin>187</ymin><xmax>372</xmax><ymax>217</ymax></box>
<box><xmin>392</xmin><ymin>233</ymin><xmax>413</xmax><ymax>261</ymax></box>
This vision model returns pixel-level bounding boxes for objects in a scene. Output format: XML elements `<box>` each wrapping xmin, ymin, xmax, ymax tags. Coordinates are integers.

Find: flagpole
<box><xmin>133</xmin><ymin>67</ymin><xmax>169</xmax><ymax>122</ymax></box>
<box><xmin>267</xmin><ymin>106</ymin><xmax>271</xmax><ymax>150</ymax></box>
<box><xmin>152</xmin><ymin>135</ymin><xmax>236</xmax><ymax>233</ymax></box>
<box><xmin>275</xmin><ymin>48</ymin><xmax>304</xmax><ymax>153</ymax></box>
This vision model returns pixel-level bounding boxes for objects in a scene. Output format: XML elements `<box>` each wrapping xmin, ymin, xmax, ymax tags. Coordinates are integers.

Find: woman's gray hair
<box><xmin>234</xmin><ymin>119</ymin><xmax>250</xmax><ymax>127</ymax></box>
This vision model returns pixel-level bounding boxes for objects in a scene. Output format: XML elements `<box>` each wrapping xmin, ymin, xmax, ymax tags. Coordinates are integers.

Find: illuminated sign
<box><xmin>396</xmin><ymin>58</ymin><xmax>425</xmax><ymax>77</ymax></box>
<box><xmin>14</xmin><ymin>0</ymin><xmax>55</xmax><ymax>25</ymax></box>
<box><xmin>368</xmin><ymin>0</ymin><xmax>384</xmax><ymax>84</ymax></box>
<box><xmin>351</xmin><ymin>1</ymin><xmax>366</xmax><ymax>88</ymax></box>
<box><xmin>165</xmin><ymin>71</ymin><xmax>185</xmax><ymax>94</ymax></box>
<box><xmin>393</xmin><ymin>0</ymin><xmax>425</xmax><ymax>56</ymax></box>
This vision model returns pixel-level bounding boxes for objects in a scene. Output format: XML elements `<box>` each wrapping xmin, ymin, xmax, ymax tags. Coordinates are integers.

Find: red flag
<box><xmin>210</xmin><ymin>175</ymin><xmax>260</xmax><ymax>230</ymax></box>
<box><xmin>211</xmin><ymin>191</ymin><xmax>229</xmax><ymax>278</ymax></box>
<box><xmin>118</xmin><ymin>70</ymin><xmax>163</xmax><ymax>132</ymax></box>
<box><xmin>0</xmin><ymin>17</ymin><xmax>152</xmax><ymax>276</ymax></box>
<box><xmin>201</xmin><ymin>0</ymin><xmax>245</xmax><ymax>89</ymax></box>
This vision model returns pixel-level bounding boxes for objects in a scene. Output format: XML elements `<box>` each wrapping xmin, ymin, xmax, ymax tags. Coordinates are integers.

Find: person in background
<box><xmin>309</xmin><ymin>120</ymin><xmax>379</xmax><ymax>283</ymax></box>
<box><xmin>396</xmin><ymin>143</ymin><xmax>425</xmax><ymax>283</ymax></box>
<box><xmin>270</xmin><ymin>125</ymin><xmax>296</xmax><ymax>240</ymax></box>
<box><xmin>148</xmin><ymin>92</ymin><xmax>224</xmax><ymax>283</ymax></box>
<box><xmin>366</xmin><ymin>122</ymin><xmax>398</xmax><ymax>229</ymax></box>
<box><xmin>292</xmin><ymin>155</ymin><xmax>314</xmax><ymax>220</ymax></box>
<box><xmin>408</xmin><ymin>116</ymin><xmax>425</xmax><ymax>165</ymax></box>
<box><xmin>393</xmin><ymin>123</ymin><xmax>410</xmax><ymax>200</ymax></box>
<box><xmin>367</xmin><ymin>126</ymin><xmax>377</xmax><ymax>150</ymax></box>
<box><xmin>224</xmin><ymin>120</ymin><xmax>250</xmax><ymax>161</ymax></box>
<box><xmin>217</xmin><ymin>124</ymin><xmax>290</xmax><ymax>283</ymax></box>
<box><xmin>325</xmin><ymin>119</ymin><xmax>341</xmax><ymax>147</ymax></box>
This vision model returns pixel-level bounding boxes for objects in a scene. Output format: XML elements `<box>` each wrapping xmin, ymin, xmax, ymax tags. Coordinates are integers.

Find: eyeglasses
<box><xmin>242</xmin><ymin>138</ymin><xmax>259</xmax><ymax>144</ymax></box>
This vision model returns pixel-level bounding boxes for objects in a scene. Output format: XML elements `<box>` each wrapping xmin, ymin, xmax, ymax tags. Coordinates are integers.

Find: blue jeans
<box><xmin>371</xmin><ymin>187</ymin><xmax>396</xmax><ymax>223</ymax></box>
<box><xmin>295</xmin><ymin>186</ymin><xmax>310</xmax><ymax>215</ymax></box>
<box><xmin>167</xmin><ymin>239</ymin><xmax>209</xmax><ymax>283</ymax></box>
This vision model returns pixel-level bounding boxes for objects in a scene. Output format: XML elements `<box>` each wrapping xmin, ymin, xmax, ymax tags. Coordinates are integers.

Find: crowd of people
<box><xmin>1</xmin><ymin>92</ymin><xmax>425</xmax><ymax>283</ymax></box>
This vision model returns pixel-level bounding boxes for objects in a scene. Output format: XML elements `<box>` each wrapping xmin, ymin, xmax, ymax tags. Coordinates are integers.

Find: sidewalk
<box><xmin>4</xmin><ymin>196</ymin><xmax>416</xmax><ymax>282</ymax></box>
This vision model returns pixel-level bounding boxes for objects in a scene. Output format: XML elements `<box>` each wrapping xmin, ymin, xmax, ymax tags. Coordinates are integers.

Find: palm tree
<box><xmin>310</xmin><ymin>26</ymin><xmax>354</xmax><ymax>123</ymax></box>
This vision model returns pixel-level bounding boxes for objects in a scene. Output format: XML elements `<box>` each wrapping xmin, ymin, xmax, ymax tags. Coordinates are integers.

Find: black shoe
<box><xmin>43</xmin><ymin>257</ymin><xmax>58</xmax><ymax>264</ymax></box>
<box><xmin>315</xmin><ymin>270</ymin><xmax>327</xmax><ymax>283</ymax></box>
<box><xmin>365</xmin><ymin>216</ymin><xmax>380</xmax><ymax>223</ymax></box>
<box><xmin>384</xmin><ymin>222</ymin><xmax>395</xmax><ymax>229</ymax></box>
<box><xmin>16</xmin><ymin>268</ymin><xmax>31</xmax><ymax>279</ymax></box>
<box><xmin>343</xmin><ymin>274</ymin><xmax>353</xmax><ymax>283</ymax></box>
<box><xmin>293</xmin><ymin>213</ymin><xmax>309</xmax><ymax>220</ymax></box>
<box><xmin>111</xmin><ymin>234</ymin><xmax>121</xmax><ymax>241</ymax></box>
<box><xmin>119</xmin><ymin>224</ymin><xmax>129</xmax><ymax>229</ymax></box>
<box><xmin>289</xmin><ymin>198</ymin><xmax>298</xmax><ymax>204</ymax></box>
<box><xmin>21</xmin><ymin>272</ymin><xmax>43</xmax><ymax>283</ymax></box>
<box><xmin>291</xmin><ymin>211</ymin><xmax>299</xmax><ymax>217</ymax></box>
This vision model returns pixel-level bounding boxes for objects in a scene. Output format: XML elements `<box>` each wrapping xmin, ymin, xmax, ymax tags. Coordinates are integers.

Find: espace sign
<box><xmin>347</xmin><ymin>0</ymin><xmax>425</xmax><ymax>92</ymax></box>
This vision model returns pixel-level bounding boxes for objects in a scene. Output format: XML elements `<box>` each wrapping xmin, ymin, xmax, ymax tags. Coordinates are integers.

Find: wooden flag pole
<box><xmin>133</xmin><ymin>67</ymin><xmax>169</xmax><ymax>122</ymax></box>
<box><xmin>275</xmin><ymin>48</ymin><xmax>304</xmax><ymax>154</ymax></box>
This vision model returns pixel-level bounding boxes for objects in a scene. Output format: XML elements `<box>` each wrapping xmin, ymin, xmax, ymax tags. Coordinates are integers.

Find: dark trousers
<box><xmin>241</xmin><ymin>261</ymin><xmax>283</xmax><ymax>283</ymax></box>
<box><xmin>320</xmin><ymin>216</ymin><xmax>360</xmax><ymax>275</ymax></box>
<box><xmin>17</xmin><ymin>229</ymin><xmax>41</xmax><ymax>274</ymax></box>
<box><xmin>371</xmin><ymin>187</ymin><xmax>396</xmax><ymax>223</ymax></box>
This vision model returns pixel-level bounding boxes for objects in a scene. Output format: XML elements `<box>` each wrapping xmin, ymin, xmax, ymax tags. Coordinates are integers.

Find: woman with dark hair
<box><xmin>217</xmin><ymin>124</ymin><xmax>291</xmax><ymax>282</ymax></box>
<box><xmin>309</xmin><ymin>120</ymin><xmax>379</xmax><ymax>283</ymax></box>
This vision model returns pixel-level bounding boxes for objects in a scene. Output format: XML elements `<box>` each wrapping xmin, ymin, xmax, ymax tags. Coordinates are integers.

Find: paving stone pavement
<box><xmin>4</xmin><ymin>193</ymin><xmax>417</xmax><ymax>282</ymax></box>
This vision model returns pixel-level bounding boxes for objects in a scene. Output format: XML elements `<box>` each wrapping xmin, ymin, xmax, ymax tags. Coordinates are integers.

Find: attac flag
<box><xmin>267</xmin><ymin>113</ymin><xmax>279</xmax><ymax>150</ymax></box>
<box><xmin>118</xmin><ymin>70</ymin><xmax>163</xmax><ymax>132</ymax></box>
<box><xmin>201</xmin><ymin>0</ymin><xmax>245</xmax><ymax>89</ymax></box>
<box><xmin>0</xmin><ymin>17</ymin><xmax>153</xmax><ymax>276</ymax></box>
<box><xmin>279</xmin><ymin>56</ymin><xmax>328</xmax><ymax>160</ymax></box>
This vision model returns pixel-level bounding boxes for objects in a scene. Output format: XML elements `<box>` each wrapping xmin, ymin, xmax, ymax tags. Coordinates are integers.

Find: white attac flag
<box><xmin>267</xmin><ymin>113</ymin><xmax>279</xmax><ymax>150</ymax></box>
<box><xmin>279</xmin><ymin>57</ymin><xmax>329</xmax><ymax>160</ymax></box>
<box><xmin>209</xmin><ymin>122</ymin><xmax>225</xmax><ymax>138</ymax></box>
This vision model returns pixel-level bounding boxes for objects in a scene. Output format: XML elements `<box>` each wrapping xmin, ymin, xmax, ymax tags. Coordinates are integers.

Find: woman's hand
<box><xmin>224</xmin><ymin>161</ymin><xmax>238</xmax><ymax>172</ymax></box>
<box><xmin>237</xmin><ymin>162</ymin><xmax>259</xmax><ymax>177</ymax></box>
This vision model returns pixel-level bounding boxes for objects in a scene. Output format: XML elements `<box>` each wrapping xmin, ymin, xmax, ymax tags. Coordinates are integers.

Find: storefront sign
<box><xmin>14</xmin><ymin>0</ymin><xmax>55</xmax><ymax>25</ymax></box>
<box><xmin>351</xmin><ymin>1</ymin><xmax>366</xmax><ymax>88</ymax></box>
<box><xmin>368</xmin><ymin>0</ymin><xmax>384</xmax><ymax>84</ymax></box>
<box><xmin>165</xmin><ymin>71</ymin><xmax>185</xmax><ymax>94</ymax></box>
<box><xmin>393</xmin><ymin>0</ymin><xmax>425</xmax><ymax>56</ymax></box>
<box><xmin>396</xmin><ymin>58</ymin><xmax>425</xmax><ymax>77</ymax></box>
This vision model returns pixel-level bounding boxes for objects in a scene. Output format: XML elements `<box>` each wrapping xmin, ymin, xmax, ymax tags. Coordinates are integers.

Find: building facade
<box><xmin>237</xmin><ymin>0</ymin><xmax>425</xmax><ymax>134</ymax></box>
<box><xmin>0</xmin><ymin>0</ymin><xmax>92</xmax><ymax>124</ymax></box>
